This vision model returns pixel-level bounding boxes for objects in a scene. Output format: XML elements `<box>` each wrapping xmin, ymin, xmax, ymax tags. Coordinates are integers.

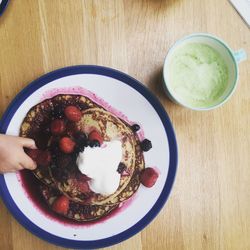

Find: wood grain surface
<box><xmin>0</xmin><ymin>0</ymin><xmax>249</xmax><ymax>249</ymax></box>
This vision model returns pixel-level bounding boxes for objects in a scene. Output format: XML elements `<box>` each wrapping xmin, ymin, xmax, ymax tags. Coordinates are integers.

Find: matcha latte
<box><xmin>168</xmin><ymin>43</ymin><xmax>229</xmax><ymax>108</ymax></box>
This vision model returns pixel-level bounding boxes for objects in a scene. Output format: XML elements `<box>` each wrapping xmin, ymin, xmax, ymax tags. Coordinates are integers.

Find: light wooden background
<box><xmin>0</xmin><ymin>0</ymin><xmax>249</xmax><ymax>249</ymax></box>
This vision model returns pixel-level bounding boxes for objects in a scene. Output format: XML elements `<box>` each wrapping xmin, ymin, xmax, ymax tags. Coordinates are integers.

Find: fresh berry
<box><xmin>131</xmin><ymin>124</ymin><xmax>140</xmax><ymax>132</ymax></box>
<box><xmin>75</xmin><ymin>132</ymin><xmax>87</xmax><ymax>145</ymax></box>
<box><xmin>59</xmin><ymin>137</ymin><xmax>76</xmax><ymax>154</ymax></box>
<box><xmin>89</xmin><ymin>140</ymin><xmax>100</xmax><ymax>147</ymax></box>
<box><xmin>51</xmin><ymin>119</ymin><xmax>65</xmax><ymax>135</ymax></box>
<box><xmin>74</xmin><ymin>132</ymin><xmax>87</xmax><ymax>152</ymax></box>
<box><xmin>75</xmin><ymin>145</ymin><xmax>85</xmax><ymax>153</ymax></box>
<box><xmin>52</xmin><ymin>195</ymin><xmax>69</xmax><ymax>215</ymax></box>
<box><xmin>77</xmin><ymin>102</ymin><xmax>88</xmax><ymax>110</ymax></box>
<box><xmin>140</xmin><ymin>168</ymin><xmax>159</xmax><ymax>188</ymax></box>
<box><xmin>117</xmin><ymin>162</ymin><xmax>126</xmax><ymax>174</ymax></box>
<box><xmin>64</xmin><ymin>106</ymin><xmax>82</xmax><ymax>122</ymax></box>
<box><xmin>52</xmin><ymin>104</ymin><xmax>64</xmax><ymax>119</ymax></box>
<box><xmin>88</xmin><ymin>130</ymin><xmax>103</xmax><ymax>145</ymax></box>
<box><xmin>85</xmin><ymin>139</ymin><xmax>91</xmax><ymax>147</ymax></box>
<box><xmin>140</xmin><ymin>139</ymin><xmax>152</xmax><ymax>152</ymax></box>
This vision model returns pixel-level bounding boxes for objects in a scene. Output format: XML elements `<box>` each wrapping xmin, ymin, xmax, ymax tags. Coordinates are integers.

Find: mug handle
<box><xmin>234</xmin><ymin>49</ymin><xmax>247</xmax><ymax>63</ymax></box>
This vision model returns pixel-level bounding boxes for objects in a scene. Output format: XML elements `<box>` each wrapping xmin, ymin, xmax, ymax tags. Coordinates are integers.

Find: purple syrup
<box><xmin>19</xmin><ymin>170</ymin><xmax>135</xmax><ymax>228</ymax></box>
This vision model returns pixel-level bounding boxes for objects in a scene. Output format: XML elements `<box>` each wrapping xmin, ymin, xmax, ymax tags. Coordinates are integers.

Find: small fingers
<box><xmin>15</xmin><ymin>164</ymin><xmax>24</xmax><ymax>171</ymax></box>
<box><xmin>20</xmin><ymin>154</ymin><xmax>37</xmax><ymax>170</ymax></box>
<box><xmin>0</xmin><ymin>163</ymin><xmax>23</xmax><ymax>174</ymax></box>
<box><xmin>19</xmin><ymin>138</ymin><xmax>37</xmax><ymax>149</ymax></box>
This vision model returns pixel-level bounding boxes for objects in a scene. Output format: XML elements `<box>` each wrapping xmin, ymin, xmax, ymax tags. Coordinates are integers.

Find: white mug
<box><xmin>163</xmin><ymin>33</ymin><xmax>247</xmax><ymax>110</ymax></box>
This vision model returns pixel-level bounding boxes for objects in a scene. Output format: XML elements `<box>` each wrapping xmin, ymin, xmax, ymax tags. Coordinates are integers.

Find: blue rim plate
<box><xmin>0</xmin><ymin>65</ymin><xmax>178</xmax><ymax>249</ymax></box>
<box><xmin>0</xmin><ymin>0</ymin><xmax>9</xmax><ymax>16</ymax></box>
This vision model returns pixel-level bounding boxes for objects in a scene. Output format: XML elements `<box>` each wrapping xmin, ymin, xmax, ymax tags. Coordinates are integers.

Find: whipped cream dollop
<box><xmin>76</xmin><ymin>140</ymin><xmax>122</xmax><ymax>196</ymax></box>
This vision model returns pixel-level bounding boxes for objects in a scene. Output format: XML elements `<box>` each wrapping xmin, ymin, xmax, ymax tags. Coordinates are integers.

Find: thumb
<box><xmin>20</xmin><ymin>138</ymin><xmax>37</xmax><ymax>149</ymax></box>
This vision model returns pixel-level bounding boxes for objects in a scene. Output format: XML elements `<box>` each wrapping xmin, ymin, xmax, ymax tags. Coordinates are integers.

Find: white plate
<box><xmin>0</xmin><ymin>65</ymin><xmax>177</xmax><ymax>249</ymax></box>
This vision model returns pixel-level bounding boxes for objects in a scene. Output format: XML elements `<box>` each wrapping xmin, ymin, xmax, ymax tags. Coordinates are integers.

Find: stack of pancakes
<box><xmin>20</xmin><ymin>94</ymin><xmax>145</xmax><ymax>221</ymax></box>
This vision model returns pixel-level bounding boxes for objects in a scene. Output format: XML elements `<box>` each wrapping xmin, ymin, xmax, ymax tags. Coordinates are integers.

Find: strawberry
<box><xmin>51</xmin><ymin>119</ymin><xmax>65</xmax><ymax>135</ymax></box>
<box><xmin>64</xmin><ymin>106</ymin><xmax>81</xmax><ymax>122</ymax></box>
<box><xmin>52</xmin><ymin>195</ymin><xmax>69</xmax><ymax>215</ymax></box>
<box><xmin>88</xmin><ymin>130</ymin><xmax>103</xmax><ymax>145</ymax></box>
<box><xmin>140</xmin><ymin>168</ymin><xmax>159</xmax><ymax>188</ymax></box>
<box><xmin>59</xmin><ymin>137</ymin><xmax>76</xmax><ymax>154</ymax></box>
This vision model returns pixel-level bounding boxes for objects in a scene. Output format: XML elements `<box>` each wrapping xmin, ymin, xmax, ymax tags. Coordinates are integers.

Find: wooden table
<box><xmin>0</xmin><ymin>1</ymin><xmax>249</xmax><ymax>249</ymax></box>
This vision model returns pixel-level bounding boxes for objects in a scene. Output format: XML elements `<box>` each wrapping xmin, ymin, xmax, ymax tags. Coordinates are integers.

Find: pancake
<box><xmin>19</xmin><ymin>93</ymin><xmax>147</xmax><ymax>220</ymax></box>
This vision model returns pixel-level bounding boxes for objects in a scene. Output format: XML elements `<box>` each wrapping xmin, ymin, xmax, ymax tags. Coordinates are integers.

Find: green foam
<box><xmin>168</xmin><ymin>43</ymin><xmax>229</xmax><ymax>108</ymax></box>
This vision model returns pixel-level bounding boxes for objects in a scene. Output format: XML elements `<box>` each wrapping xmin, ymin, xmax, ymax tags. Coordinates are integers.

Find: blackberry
<box><xmin>77</xmin><ymin>103</ymin><xmax>88</xmax><ymax>110</ymax></box>
<box><xmin>140</xmin><ymin>139</ymin><xmax>152</xmax><ymax>152</ymax></box>
<box><xmin>89</xmin><ymin>140</ymin><xmax>100</xmax><ymax>147</ymax></box>
<box><xmin>131</xmin><ymin>124</ymin><xmax>140</xmax><ymax>132</ymax></box>
<box><xmin>117</xmin><ymin>162</ymin><xmax>126</xmax><ymax>174</ymax></box>
<box><xmin>52</xmin><ymin>104</ymin><xmax>64</xmax><ymax>119</ymax></box>
<box><xmin>85</xmin><ymin>139</ymin><xmax>91</xmax><ymax>147</ymax></box>
<box><xmin>75</xmin><ymin>132</ymin><xmax>88</xmax><ymax>152</ymax></box>
<box><xmin>75</xmin><ymin>145</ymin><xmax>85</xmax><ymax>153</ymax></box>
<box><xmin>75</xmin><ymin>132</ymin><xmax>87</xmax><ymax>145</ymax></box>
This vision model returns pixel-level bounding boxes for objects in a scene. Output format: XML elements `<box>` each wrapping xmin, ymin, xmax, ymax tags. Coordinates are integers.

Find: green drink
<box><xmin>168</xmin><ymin>43</ymin><xmax>229</xmax><ymax>108</ymax></box>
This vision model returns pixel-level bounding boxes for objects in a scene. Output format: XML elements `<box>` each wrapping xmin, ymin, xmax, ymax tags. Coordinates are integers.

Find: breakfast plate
<box><xmin>0</xmin><ymin>65</ymin><xmax>177</xmax><ymax>249</ymax></box>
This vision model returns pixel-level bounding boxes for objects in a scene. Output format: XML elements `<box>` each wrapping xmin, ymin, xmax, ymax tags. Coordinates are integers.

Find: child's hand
<box><xmin>0</xmin><ymin>134</ymin><xmax>37</xmax><ymax>174</ymax></box>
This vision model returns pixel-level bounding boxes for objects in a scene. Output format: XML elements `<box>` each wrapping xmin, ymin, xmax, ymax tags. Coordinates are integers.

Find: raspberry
<box><xmin>52</xmin><ymin>195</ymin><xmax>69</xmax><ymax>215</ymax></box>
<box><xmin>51</xmin><ymin>119</ymin><xmax>65</xmax><ymax>135</ymax></box>
<box><xmin>140</xmin><ymin>168</ymin><xmax>159</xmax><ymax>188</ymax></box>
<box><xmin>64</xmin><ymin>106</ymin><xmax>81</xmax><ymax>122</ymax></box>
<box><xmin>59</xmin><ymin>137</ymin><xmax>76</xmax><ymax>154</ymax></box>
